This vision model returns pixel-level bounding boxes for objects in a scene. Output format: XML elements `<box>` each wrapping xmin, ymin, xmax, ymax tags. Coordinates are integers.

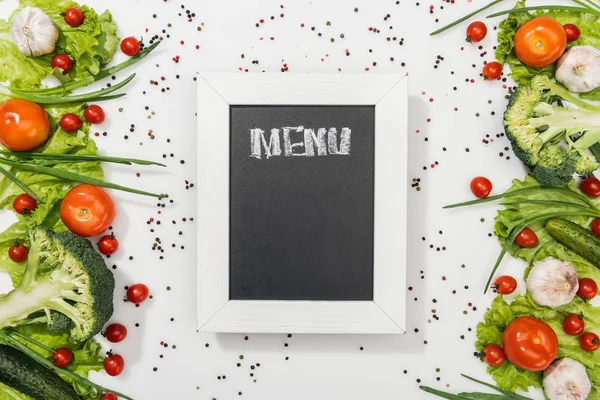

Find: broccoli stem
<box><xmin>541</xmin><ymin>78</ymin><xmax>600</xmax><ymax>113</ymax></box>
<box><xmin>532</xmin><ymin>105</ymin><xmax>600</xmax><ymax>143</ymax></box>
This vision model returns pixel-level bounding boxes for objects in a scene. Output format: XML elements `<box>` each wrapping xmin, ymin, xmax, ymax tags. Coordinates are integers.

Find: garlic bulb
<box><xmin>11</xmin><ymin>7</ymin><xmax>58</xmax><ymax>56</ymax></box>
<box><xmin>556</xmin><ymin>46</ymin><xmax>600</xmax><ymax>93</ymax></box>
<box><xmin>526</xmin><ymin>257</ymin><xmax>578</xmax><ymax>308</ymax></box>
<box><xmin>543</xmin><ymin>358</ymin><xmax>591</xmax><ymax>400</ymax></box>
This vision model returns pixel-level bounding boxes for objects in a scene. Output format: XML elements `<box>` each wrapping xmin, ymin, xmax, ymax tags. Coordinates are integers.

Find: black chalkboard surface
<box><xmin>229</xmin><ymin>106</ymin><xmax>375</xmax><ymax>301</ymax></box>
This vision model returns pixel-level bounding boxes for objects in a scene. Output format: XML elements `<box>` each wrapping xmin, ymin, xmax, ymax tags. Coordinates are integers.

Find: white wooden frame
<box><xmin>197</xmin><ymin>73</ymin><xmax>408</xmax><ymax>334</ymax></box>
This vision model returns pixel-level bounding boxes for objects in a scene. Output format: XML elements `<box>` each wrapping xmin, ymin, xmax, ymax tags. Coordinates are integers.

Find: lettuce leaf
<box><xmin>0</xmin><ymin>383</ymin><xmax>33</xmax><ymax>400</ymax></box>
<box><xmin>494</xmin><ymin>3</ymin><xmax>600</xmax><ymax>85</ymax></box>
<box><xmin>18</xmin><ymin>0</ymin><xmax>120</xmax><ymax>80</ymax></box>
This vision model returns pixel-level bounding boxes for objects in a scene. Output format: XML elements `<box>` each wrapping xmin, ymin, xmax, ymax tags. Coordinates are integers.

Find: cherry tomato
<box><xmin>99</xmin><ymin>393</ymin><xmax>118</xmax><ymax>400</ymax></box>
<box><xmin>482</xmin><ymin>62</ymin><xmax>503</xmax><ymax>81</ymax></box>
<box><xmin>577</xmin><ymin>278</ymin><xmax>598</xmax><ymax>301</ymax></box>
<box><xmin>592</xmin><ymin>219</ymin><xmax>600</xmax><ymax>237</ymax></box>
<box><xmin>580</xmin><ymin>332</ymin><xmax>600</xmax><ymax>352</ymax></box>
<box><xmin>8</xmin><ymin>242</ymin><xmax>27</xmax><ymax>263</ymax></box>
<box><xmin>563</xmin><ymin>24</ymin><xmax>581</xmax><ymax>42</ymax></box>
<box><xmin>60</xmin><ymin>114</ymin><xmax>82</xmax><ymax>133</ymax></box>
<box><xmin>0</xmin><ymin>99</ymin><xmax>50</xmax><ymax>151</ymax></box>
<box><xmin>60</xmin><ymin>184</ymin><xmax>116</xmax><ymax>237</ymax></box>
<box><xmin>580</xmin><ymin>177</ymin><xmax>600</xmax><ymax>198</ymax></box>
<box><xmin>120</xmin><ymin>37</ymin><xmax>141</xmax><ymax>56</ymax></box>
<box><xmin>51</xmin><ymin>348</ymin><xmax>73</xmax><ymax>368</ymax></box>
<box><xmin>466</xmin><ymin>21</ymin><xmax>487</xmax><ymax>43</ymax></box>
<box><xmin>515</xmin><ymin>228</ymin><xmax>538</xmax><ymax>248</ymax></box>
<box><xmin>482</xmin><ymin>344</ymin><xmax>505</xmax><ymax>366</ymax></box>
<box><xmin>514</xmin><ymin>16</ymin><xmax>567</xmax><ymax>68</ymax></box>
<box><xmin>105</xmin><ymin>323</ymin><xmax>127</xmax><ymax>343</ymax></box>
<box><xmin>563</xmin><ymin>313</ymin><xmax>585</xmax><ymax>336</ymax></box>
<box><xmin>84</xmin><ymin>105</ymin><xmax>105</xmax><ymax>124</ymax></box>
<box><xmin>98</xmin><ymin>233</ymin><xmax>119</xmax><ymax>255</ymax></box>
<box><xmin>51</xmin><ymin>54</ymin><xmax>73</xmax><ymax>74</ymax></box>
<box><xmin>503</xmin><ymin>316</ymin><xmax>558</xmax><ymax>371</ymax></box>
<box><xmin>104</xmin><ymin>353</ymin><xmax>124</xmax><ymax>376</ymax></box>
<box><xmin>127</xmin><ymin>283</ymin><xmax>149</xmax><ymax>304</ymax></box>
<box><xmin>470</xmin><ymin>176</ymin><xmax>492</xmax><ymax>199</ymax></box>
<box><xmin>12</xmin><ymin>193</ymin><xmax>37</xmax><ymax>215</ymax></box>
<box><xmin>493</xmin><ymin>275</ymin><xmax>517</xmax><ymax>295</ymax></box>
<box><xmin>64</xmin><ymin>7</ymin><xmax>84</xmax><ymax>27</ymax></box>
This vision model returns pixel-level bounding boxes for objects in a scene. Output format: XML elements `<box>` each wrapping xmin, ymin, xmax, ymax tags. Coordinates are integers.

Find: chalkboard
<box><xmin>229</xmin><ymin>106</ymin><xmax>375</xmax><ymax>301</ymax></box>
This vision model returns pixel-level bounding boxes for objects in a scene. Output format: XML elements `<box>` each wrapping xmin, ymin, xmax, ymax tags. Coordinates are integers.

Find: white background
<box><xmin>0</xmin><ymin>0</ymin><xmax>560</xmax><ymax>399</ymax></box>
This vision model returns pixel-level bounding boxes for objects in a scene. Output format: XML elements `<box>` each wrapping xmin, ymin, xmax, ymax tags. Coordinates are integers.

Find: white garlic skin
<box><xmin>526</xmin><ymin>257</ymin><xmax>578</xmax><ymax>308</ymax></box>
<box><xmin>555</xmin><ymin>46</ymin><xmax>600</xmax><ymax>93</ymax></box>
<box><xmin>11</xmin><ymin>7</ymin><xmax>58</xmax><ymax>57</ymax></box>
<box><xmin>543</xmin><ymin>358</ymin><xmax>591</xmax><ymax>400</ymax></box>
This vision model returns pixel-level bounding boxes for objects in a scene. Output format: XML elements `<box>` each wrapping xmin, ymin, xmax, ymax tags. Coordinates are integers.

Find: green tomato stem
<box><xmin>0</xmin><ymin>159</ymin><xmax>167</xmax><ymax>198</ymax></box>
<box><xmin>430</xmin><ymin>0</ymin><xmax>505</xmax><ymax>36</ymax></box>
<box><xmin>0</xmin><ymin>332</ymin><xmax>134</xmax><ymax>400</ymax></box>
<box><xmin>487</xmin><ymin>5</ymin><xmax>600</xmax><ymax>18</ymax></box>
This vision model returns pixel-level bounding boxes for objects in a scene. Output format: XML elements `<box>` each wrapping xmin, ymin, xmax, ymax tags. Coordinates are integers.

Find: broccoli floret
<box><xmin>504</xmin><ymin>75</ymin><xmax>600</xmax><ymax>185</ymax></box>
<box><xmin>0</xmin><ymin>227</ymin><xmax>115</xmax><ymax>342</ymax></box>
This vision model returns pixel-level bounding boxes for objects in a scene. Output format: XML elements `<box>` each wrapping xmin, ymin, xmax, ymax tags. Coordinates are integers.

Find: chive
<box><xmin>419</xmin><ymin>386</ymin><xmax>470</xmax><ymax>399</ymax></box>
<box><xmin>0</xmin><ymin>151</ymin><xmax>166</xmax><ymax>167</ymax></box>
<box><xmin>590</xmin><ymin>143</ymin><xmax>600</xmax><ymax>165</ymax></box>
<box><xmin>19</xmin><ymin>40</ymin><xmax>161</xmax><ymax>95</ymax></box>
<box><xmin>8</xmin><ymin>74</ymin><xmax>135</xmax><ymax>105</ymax></box>
<box><xmin>0</xmin><ymin>332</ymin><xmax>133</xmax><ymax>400</ymax></box>
<box><xmin>457</xmin><ymin>393</ymin><xmax>511</xmax><ymax>399</ymax></box>
<box><xmin>9</xmin><ymin>331</ymin><xmax>55</xmax><ymax>354</ymax></box>
<box><xmin>502</xmin><ymin>199</ymin><xmax>594</xmax><ymax>211</ymax></box>
<box><xmin>484</xmin><ymin>210</ymin><xmax>600</xmax><ymax>293</ymax></box>
<box><xmin>0</xmin><ymin>166</ymin><xmax>43</xmax><ymax>203</ymax></box>
<box><xmin>0</xmin><ymin>159</ymin><xmax>166</xmax><ymax>198</ymax></box>
<box><xmin>460</xmin><ymin>375</ymin><xmax>533</xmax><ymax>400</ymax></box>
<box><xmin>487</xmin><ymin>6</ymin><xmax>600</xmax><ymax>18</ymax></box>
<box><xmin>430</xmin><ymin>0</ymin><xmax>504</xmax><ymax>36</ymax></box>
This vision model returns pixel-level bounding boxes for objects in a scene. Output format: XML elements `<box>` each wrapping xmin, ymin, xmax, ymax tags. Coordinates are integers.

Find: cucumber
<box><xmin>0</xmin><ymin>345</ymin><xmax>79</xmax><ymax>400</ymax></box>
<box><xmin>546</xmin><ymin>218</ymin><xmax>600</xmax><ymax>266</ymax></box>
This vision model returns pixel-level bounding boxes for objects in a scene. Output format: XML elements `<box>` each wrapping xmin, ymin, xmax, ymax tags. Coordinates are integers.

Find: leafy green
<box><xmin>17</xmin><ymin>0</ymin><xmax>120</xmax><ymax>81</ymax></box>
<box><xmin>0</xmin><ymin>383</ymin><xmax>33</xmax><ymax>400</ymax></box>
<box><xmin>494</xmin><ymin>3</ymin><xmax>600</xmax><ymax>85</ymax></box>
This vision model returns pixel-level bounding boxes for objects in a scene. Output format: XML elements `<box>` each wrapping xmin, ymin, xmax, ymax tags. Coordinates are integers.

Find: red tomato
<box><xmin>466</xmin><ymin>21</ymin><xmax>487</xmax><ymax>43</ymax></box>
<box><xmin>60</xmin><ymin>114</ymin><xmax>82</xmax><ymax>133</ymax></box>
<box><xmin>64</xmin><ymin>7</ymin><xmax>84</xmax><ymax>27</ymax></box>
<box><xmin>563</xmin><ymin>313</ymin><xmax>585</xmax><ymax>336</ymax></box>
<box><xmin>60</xmin><ymin>185</ymin><xmax>116</xmax><ymax>237</ymax></box>
<box><xmin>0</xmin><ymin>99</ymin><xmax>50</xmax><ymax>151</ymax></box>
<box><xmin>482</xmin><ymin>344</ymin><xmax>505</xmax><ymax>366</ymax></box>
<box><xmin>105</xmin><ymin>323</ymin><xmax>127</xmax><ymax>343</ymax></box>
<box><xmin>104</xmin><ymin>353</ymin><xmax>124</xmax><ymax>376</ymax></box>
<box><xmin>51</xmin><ymin>348</ymin><xmax>73</xmax><ymax>368</ymax></box>
<box><xmin>482</xmin><ymin>62</ymin><xmax>503</xmax><ymax>80</ymax></box>
<box><xmin>51</xmin><ymin>54</ymin><xmax>73</xmax><ymax>74</ymax></box>
<box><xmin>592</xmin><ymin>219</ymin><xmax>600</xmax><ymax>237</ymax></box>
<box><xmin>120</xmin><ymin>37</ymin><xmax>141</xmax><ymax>56</ymax></box>
<box><xmin>577</xmin><ymin>278</ymin><xmax>598</xmax><ymax>301</ymax></box>
<box><xmin>99</xmin><ymin>393</ymin><xmax>118</xmax><ymax>400</ymax></box>
<box><xmin>127</xmin><ymin>284</ymin><xmax>149</xmax><ymax>304</ymax></box>
<box><xmin>502</xmin><ymin>316</ymin><xmax>558</xmax><ymax>371</ymax></box>
<box><xmin>581</xmin><ymin>177</ymin><xmax>600</xmax><ymax>197</ymax></box>
<box><xmin>514</xmin><ymin>16</ymin><xmax>567</xmax><ymax>68</ymax></box>
<box><xmin>515</xmin><ymin>228</ymin><xmax>538</xmax><ymax>248</ymax></box>
<box><xmin>470</xmin><ymin>176</ymin><xmax>492</xmax><ymax>198</ymax></box>
<box><xmin>84</xmin><ymin>105</ymin><xmax>105</xmax><ymax>124</ymax></box>
<box><xmin>98</xmin><ymin>233</ymin><xmax>119</xmax><ymax>255</ymax></box>
<box><xmin>493</xmin><ymin>275</ymin><xmax>517</xmax><ymax>295</ymax></box>
<box><xmin>8</xmin><ymin>243</ymin><xmax>27</xmax><ymax>263</ymax></box>
<box><xmin>12</xmin><ymin>194</ymin><xmax>37</xmax><ymax>215</ymax></box>
<box><xmin>580</xmin><ymin>332</ymin><xmax>600</xmax><ymax>352</ymax></box>
<box><xmin>563</xmin><ymin>24</ymin><xmax>581</xmax><ymax>42</ymax></box>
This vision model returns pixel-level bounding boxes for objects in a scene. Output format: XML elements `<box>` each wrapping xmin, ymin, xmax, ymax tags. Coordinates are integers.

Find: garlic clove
<box><xmin>526</xmin><ymin>257</ymin><xmax>578</xmax><ymax>308</ymax></box>
<box><xmin>555</xmin><ymin>46</ymin><xmax>600</xmax><ymax>93</ymax></box>
<box><xmin>11</xmin><ymin>7</ymin><xmax>58</xmax><ymax>57</ymax></box>
<box><xmin>543</xmin><ymin>358</ymin><xmax>591</xmax><ymax>400</ymax></box>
